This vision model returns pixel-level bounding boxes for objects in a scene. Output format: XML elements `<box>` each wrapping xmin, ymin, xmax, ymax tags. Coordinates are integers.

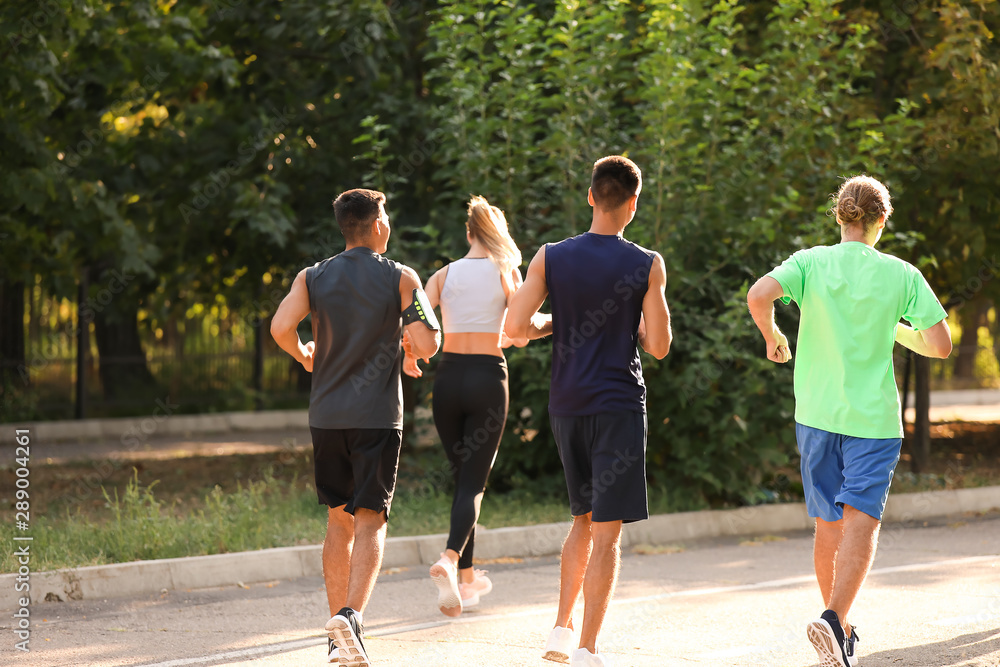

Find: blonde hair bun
<box><xmin>832</xmin><ymin>176</ymin><xmax>893</xmax><ymax>231</ymax></box>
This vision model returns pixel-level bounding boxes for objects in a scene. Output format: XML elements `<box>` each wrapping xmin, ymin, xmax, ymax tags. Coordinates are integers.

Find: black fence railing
<box><xmin>2</xmin><ymin>343</ymin><xmax>996</xmax><ymax>424</ymax></box>
<box><xmin>2</xmin><ymin>348</ymin><xmax>311</xmax><ymax>422</ymax></box>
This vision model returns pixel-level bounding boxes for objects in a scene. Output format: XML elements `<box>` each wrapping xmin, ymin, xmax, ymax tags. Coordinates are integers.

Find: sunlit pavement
<box><xmin>15</xmin><ymin>512</ymin><xmax>1000</xmax><ymax>667</ymax></box>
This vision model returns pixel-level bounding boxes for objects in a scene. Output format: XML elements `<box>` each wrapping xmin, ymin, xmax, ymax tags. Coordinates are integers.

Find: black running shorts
<box><xmin>310</xmin><ymin>427</ymin><xmax>402</xmax><ymax>518</ymax></box>
<box><xmin>550</xmin><ymin>410</ymin><xmax>648</xmax><ymax>523</ymax></box>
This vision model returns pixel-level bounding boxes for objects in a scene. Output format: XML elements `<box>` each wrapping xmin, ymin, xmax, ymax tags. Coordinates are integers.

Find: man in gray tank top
<box><xmin>271</xmin><ymin>188</ymin><xmax>439</xmax><ymax>666</ymax></box>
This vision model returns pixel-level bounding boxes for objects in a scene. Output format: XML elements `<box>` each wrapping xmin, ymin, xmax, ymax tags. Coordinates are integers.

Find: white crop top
<box><xmin>440</xmin><ymin>258</ymin><xmax>507</xmax><ymax>334</ymax></box>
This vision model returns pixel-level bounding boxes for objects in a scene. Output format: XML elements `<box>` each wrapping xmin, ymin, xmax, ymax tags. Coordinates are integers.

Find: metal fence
<box><xmin>3</xmin><ymin>349</ymin><xmax>311</xmax><ymax>422</ymax></box>
<box><xmin>1</xmin><ymin>290</ymin><xmax>311</xmax><ymax>422</ymax></box>
<box><xmin>2</xmin><ymin>289</ymin><xmax>997</xmax><ymax>423</ymax></box>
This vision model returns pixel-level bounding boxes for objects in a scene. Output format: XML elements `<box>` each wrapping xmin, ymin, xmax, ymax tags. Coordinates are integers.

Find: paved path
<box><xmin>2</xmin><ymin>388</ymin><xmax>996</xmax><ymax>466</ymax></box>
<box><xmin>0</xmin><ymin>429</ymin><xmax>314</xmax><ymax>466</ymax></box>
<box><xmin>10</xmin><ymin>513</ymin><xmax>999</xmax><ymax>667</ymax></box>
<box><xmin>903</xmin><ymin>388</ymin><xmax>1000</xmax><ymax>424</ymax></box>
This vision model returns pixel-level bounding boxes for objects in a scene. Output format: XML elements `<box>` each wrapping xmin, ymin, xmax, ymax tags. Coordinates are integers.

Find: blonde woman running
<box><xmin>403</xmin><ymin>196</ymin><xmax>551</xmax><ymax>617</ymax></box>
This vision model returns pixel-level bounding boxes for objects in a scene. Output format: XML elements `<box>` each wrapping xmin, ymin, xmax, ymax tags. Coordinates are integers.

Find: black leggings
<box><xmin>432</xmin><ymin>353</ymin><xmax>509</xmax><ymax>570</ymax></box>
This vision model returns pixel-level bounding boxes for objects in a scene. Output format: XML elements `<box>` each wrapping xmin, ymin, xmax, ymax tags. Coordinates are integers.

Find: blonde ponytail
<box><xmin>466</xmin><ymin>196</ymin><xmax>522</xmax><ymax>282</ymax></box>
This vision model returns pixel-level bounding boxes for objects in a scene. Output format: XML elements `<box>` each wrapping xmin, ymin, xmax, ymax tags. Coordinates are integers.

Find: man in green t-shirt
<box><xmin>747</xmin><ymin>175</ymin><xmax>951</xmax><ymax>667</ymax></box>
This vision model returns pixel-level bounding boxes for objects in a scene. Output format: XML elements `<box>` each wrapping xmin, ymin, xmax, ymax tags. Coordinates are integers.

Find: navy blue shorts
<box><xmin>550</xmin><ymin>410</ymin><xmax>648</xmax><ymax>523</ymax></box>
<box><xmin>796</xmin><ymin>422</ymin><xmax>902</xmax><ymax>522</ymax></box>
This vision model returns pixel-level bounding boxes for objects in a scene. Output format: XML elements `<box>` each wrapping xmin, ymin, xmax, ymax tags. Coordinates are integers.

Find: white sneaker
<box><xmin>429</xmin><ymin>555</ymin><xmax>462</xmax><ymax>617</ymax></box>
<box><xmin>570</xmin><ymin>647</ymin><xmax>608</xmax><ymax>666</ymax></box>
<box><xmin>543</xmin><ymin>626</ymin><xmax>575</xmax><ymax>663</ymax></box>
<box><xmin>327</xmin><ymin>638</ymin><xmax>339</xmax><ymax>663</ymax></box>
<box><xmin>459</xmin><ymin>569</ymin><xmax>493</xmax><ymax>608</ymax></box>
<box><xmin>325</xmin><ymin>608</ymin><xmax>369</xmax><ymax>666</ymax></box>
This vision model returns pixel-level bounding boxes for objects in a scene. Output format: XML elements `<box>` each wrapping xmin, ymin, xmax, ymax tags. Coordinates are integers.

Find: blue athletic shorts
<box><xmin>795</xmin><ymin>422</ymin><xmax>902</xmax><ymax>522</ymax></box>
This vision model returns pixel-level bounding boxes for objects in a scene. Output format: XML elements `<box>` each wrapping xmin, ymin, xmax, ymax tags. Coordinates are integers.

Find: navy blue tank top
<box><xmin>545</xmin><ymin>232</ymin><xmax>655</xmax><ymax>416</ymax></box>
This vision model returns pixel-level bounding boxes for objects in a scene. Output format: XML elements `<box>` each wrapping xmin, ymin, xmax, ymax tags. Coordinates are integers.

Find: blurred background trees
<box><xmin>2</xmin><ymin>0</ymin><xmax>997</xmax><ymax>506</ymax></box>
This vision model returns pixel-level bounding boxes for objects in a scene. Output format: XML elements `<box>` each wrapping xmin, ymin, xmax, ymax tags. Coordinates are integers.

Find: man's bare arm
<box><xmin>505</xmin><ymin>246</ymin><xmax>549</xmax><ymax>341</ymax></box>
<box><xmin>270</xmin><ymin>269</ymin><xmax>315</xmax><ymax>372</ymax></box>
<box><xmin>400</xmin><ymin>266</ymin><xmax>440</xmax><ymax>361</ymax></box>
<box><xmin>895</xmin><ymin>320</ymin><xmax>952</xmax><ymax>358</ymax></box>
<box><xmin>747</xmin><ymin>276</ymin><xmax>792</xmax><ymax>364</ymax></box>
<box><xmin>638</xmin><ymin>253</ymin><xmax>672</xmax><ymax>359</ymax></box>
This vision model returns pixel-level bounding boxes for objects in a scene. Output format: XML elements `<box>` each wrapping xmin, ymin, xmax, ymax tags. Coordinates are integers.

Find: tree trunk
<box><xmin>0</xmin><ymin>281</ymin><xmax>27</xmax><ymax>390</ymax></box>
<box><xmin>93</xmin><ymin>298</ymin><xmax>157</xmax><ymax>402</ymax></box>
<box><xmin>911</xmin><ymin>355</ymin><xmax>932</xmax><ymax>473</ymax></box>
<box><xmin>76</xmin><ymin>271</ymin><xmax>89</xmax><ymax>419</ymax></box>
<box><xmin>253</xmin><ymin>314</ymin><xmax>264</xmax><ymax>410</ymax></box>
<box><xmin>952</xmin><ymin>300</ymin><xmax>986</xmax><ymax>380</ymax></box>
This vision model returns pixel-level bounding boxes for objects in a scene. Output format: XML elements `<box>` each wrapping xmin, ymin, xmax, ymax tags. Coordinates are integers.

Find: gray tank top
<box><xmin>305</xmin><ymin>247</ymin><xmax>404</xmax><ymax>430</ymax></box>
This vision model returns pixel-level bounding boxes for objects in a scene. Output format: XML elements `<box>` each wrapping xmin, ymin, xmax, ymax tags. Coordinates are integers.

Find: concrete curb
<box><xmin>0</xmin><ymin>410</ymin><xmax>310</xmax><ymax>445</ymax></box>
<box><xmin>4</xmin><ymin>485</ymin><xmax>998</xmax><ymax>611</ymax></box>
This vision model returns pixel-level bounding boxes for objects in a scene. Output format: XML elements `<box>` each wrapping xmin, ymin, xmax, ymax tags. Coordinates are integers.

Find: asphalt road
<box><xmin>6</xmin><ymin>512</ymin><xmax>999</xmax><ymax>667</ymax></box>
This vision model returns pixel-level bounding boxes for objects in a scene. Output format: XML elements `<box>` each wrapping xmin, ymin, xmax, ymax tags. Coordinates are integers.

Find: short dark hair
<box><xmin>332</xmin><ymin>189</ymin><xmax>386</xmax><ymax>242</ymax></box>
<box><xmin>591</xmin><ymin>156</ymin><xmax>642</xmax><ymax>211</ymax></box>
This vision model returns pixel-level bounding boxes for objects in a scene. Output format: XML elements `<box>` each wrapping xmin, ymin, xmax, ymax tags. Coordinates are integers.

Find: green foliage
<box><xmin>4</xmin><ymin>0</ymin><xmax>999</xmax><ymax>508</ymax></box>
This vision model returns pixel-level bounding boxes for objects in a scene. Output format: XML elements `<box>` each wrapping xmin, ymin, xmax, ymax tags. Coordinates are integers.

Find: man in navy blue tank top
<box><xmin>507</xmin><ymin>156</ymin><xmax>673</xmax><ymax>667</ymax></box>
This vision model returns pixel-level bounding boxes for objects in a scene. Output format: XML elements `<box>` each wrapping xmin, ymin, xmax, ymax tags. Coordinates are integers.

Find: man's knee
<box><xmin>326</xmin><ymin>506</ymin><xmax>354</xmax><ymax>538</ymax></box>
<box><xmin>328</xmin><ymin>505</ymin><xmax>353</xmax><ymax>524</ymax></box>
<box><xmin>842</xmin><ymin>504</ymin><xmax>880</xmax><ymax>526</ymax></box>
<box><xmin>590</xmin><ymin>519</ymin><xmax>623</xmax><ymax>547</ymax></box>
<box><xmin>354</xmin><ymin>506</ymin><xmax>388</xmax><ymax>527</ymax></box>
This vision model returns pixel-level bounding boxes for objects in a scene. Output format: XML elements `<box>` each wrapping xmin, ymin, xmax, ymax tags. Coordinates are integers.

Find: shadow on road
<box><xmin>858</xmin><ymin>628</ymin><xmax>1000</xmax><ymax>667</ymax></box>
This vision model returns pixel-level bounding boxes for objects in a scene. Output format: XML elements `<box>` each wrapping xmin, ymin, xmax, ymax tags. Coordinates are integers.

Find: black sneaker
<box><xmin>806</xmin><ymin>609</ymin><xmax>852</xmax><ymax>667</ymax></box>
<box><xmin>325</xmin><ymin>608</ymin><xmax>369</xmax><ymax>666</ymax></box>
<box><xmin>844</xmin><ymin>627</ymin><xmax>860</xmax><ymax>666</ymax></box>
<box><xmin>327</xmin><ymin>637</ymin><xmax>339</xmax><ymax>663</ymax></box>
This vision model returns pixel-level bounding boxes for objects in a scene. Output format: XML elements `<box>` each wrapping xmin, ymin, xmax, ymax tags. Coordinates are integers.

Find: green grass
<box><xmin>3</xmin><ymin>468</ymin><xmax>716</xmax><ymax>573</ymax></box>
<box><xmin>4</xmin><ymin>471</ymin><xmax>329</xmax><ymax>573</ymax></box>
<box><xmin>0</xmin><ymin>471</ymin><xmax>573</xmax><ymax>573</ymax></box>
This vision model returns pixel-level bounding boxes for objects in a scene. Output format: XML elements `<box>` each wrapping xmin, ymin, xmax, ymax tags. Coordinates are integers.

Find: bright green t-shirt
<box><xmin>767</xmin><ymin>242</ymin><xmax>947</xmax><ymax>439</ymax></box>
